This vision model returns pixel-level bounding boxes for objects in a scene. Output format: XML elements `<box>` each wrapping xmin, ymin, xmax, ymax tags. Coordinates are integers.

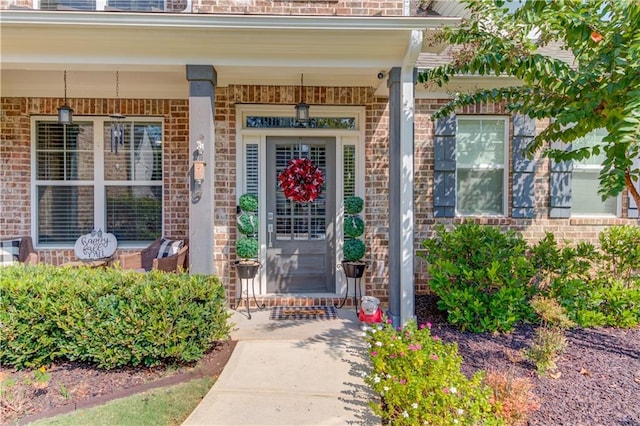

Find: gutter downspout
<box><xmin>387</xmin><ymin>29</ymin><xmax>422</xmax><ymax>328</ymax></box>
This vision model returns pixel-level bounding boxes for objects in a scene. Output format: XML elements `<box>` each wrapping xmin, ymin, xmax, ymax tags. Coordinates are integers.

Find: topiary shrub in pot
<box><xmin>342</xmin><ymin>195</ymin><xmax>367</xmax><ymax>278</ymax></box>
<box><xmin>234</xmin><ymin>193</ymin><xmax>260</xmax><ymax>279</ymax></box>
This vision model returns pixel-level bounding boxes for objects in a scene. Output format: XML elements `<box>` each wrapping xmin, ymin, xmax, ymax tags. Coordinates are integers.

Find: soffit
<box><xmin>1</xmin><ymin>11</ymin><xmax>459</xmax><ymax>97</ymax></box>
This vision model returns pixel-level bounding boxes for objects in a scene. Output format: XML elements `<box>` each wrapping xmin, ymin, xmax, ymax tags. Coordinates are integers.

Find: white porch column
<box><xmin>387</xmin><ymin>30</ymin><xmax>422</xmax><ymax>327</ymax></box>
<box><xmin>186</xmin><ymin>65</ymin><xmax>217</xmax><ymax>275</ymax></box>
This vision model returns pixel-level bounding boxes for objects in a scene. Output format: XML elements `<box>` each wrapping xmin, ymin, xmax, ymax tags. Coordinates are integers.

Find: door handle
<box><xmin>268</xmin><ymin>223</ymin><xmax>273</xmax><ymax>247</ymax></box>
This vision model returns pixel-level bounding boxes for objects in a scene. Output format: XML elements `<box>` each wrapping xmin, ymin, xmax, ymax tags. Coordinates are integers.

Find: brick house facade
<box><xmin>1</xmin><ymin>0</ymin><xmax>637</xmax><ymax>325</ymax></box>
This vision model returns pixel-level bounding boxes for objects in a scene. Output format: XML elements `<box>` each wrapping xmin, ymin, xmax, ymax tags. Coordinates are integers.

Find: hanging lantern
<box><xmin>295</xmin><ymin>74</ymin><xmax>310</xmax><ymax>125</ymax></box>
<box><xmin>57</xmin><ymin>71</ymin><xmax>73</xmax><ymax>125</ymax></box>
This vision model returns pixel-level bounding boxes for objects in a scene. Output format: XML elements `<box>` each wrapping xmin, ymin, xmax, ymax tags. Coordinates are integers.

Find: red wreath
<box><xmin>278</xmin><ymin>158</ymin><xmax>324</xmax><ymax>203</ymax></box>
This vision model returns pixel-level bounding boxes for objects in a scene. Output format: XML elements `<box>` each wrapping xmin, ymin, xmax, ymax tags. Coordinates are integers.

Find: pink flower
<box><xmin>371</xmin><ymin>351</ymin><xmax>377</xmax><ymax>356</ymax></box>
<box><xmin>409</xmin><ymin>344</ymin><xmax>417</xmax><ymax>351</ymax></box>
<box><xmin>400</xmin><ymin>379</ymin><xmax>407</xmax><ymax>385</ymax></box>
<box><xmin>387</xmin><ymin>318</ymin><xmax>393</xmax><ymax>324</ymax></box>
<box><xmin>427</xmin><ymin>322</ymin><xmax>432</xmax><ymax>329</ymax></box>
<box><xmin>415</xmin><ymin>343</ymin><xmax>422</xmax><ymax>350</ymax></box>
<box><xmin>390</xmin><ymin>354</ymin><xmax>396</xmax><ymax>359</ymax></box>
<box><xmin>433</xmin><ymin>335</ymin><xmax>440</xmax><ymax>341</ymax></box>
<box><xmin>419</xmin><ymin>324</ymin><xmax>426</xmax><ymax>329</ymax></box>
<box><xmin>442</xmin><ymin>387</ymin><xmax>450</xmax><ymax>394</ymax></box>
<box><xmin>430</xmin><ymin>354</ymin><xmax>438</xmax><ymax>360</ymax></box>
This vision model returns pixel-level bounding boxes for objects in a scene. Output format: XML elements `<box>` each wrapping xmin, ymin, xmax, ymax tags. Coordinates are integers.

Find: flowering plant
<box><xmin>278</xmin><ymin>158</ymin><xmax>324</xmax><ymax>203</ymax></box>
<box><xmin>362</xmin><ymin>319</ymin><xmax>499</xmax><ymax>425</ymax></box>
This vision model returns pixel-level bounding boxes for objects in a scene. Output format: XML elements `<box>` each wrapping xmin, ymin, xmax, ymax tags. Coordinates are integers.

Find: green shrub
<box><xmin>237</xmin><ymin>212</ymin><xmax>258</xmax><ymax>236</ymax></box>
<box><xmin>238</xmin><ymin>194</ymin><xmax>258</xmax><ymax>213</ymax></box>
<box><xmin>0</xmin><ymin>265</ymin><xmax>231</xmax><ymax>370</ymax></box>
<box><xmin>344</xmin><ymin>195</ymin><xmax>364</xmax><ymax>215</ymax></box>
<box><xmin>343</xmin><ymin>238</ymin><xmax>366</xmax><ymax>262</ymax></box>
<box><xmin>420</xmin><ymin>224</ymin><xmax>537</xmax><ymax>332</ymax></box>
<box><xmin>599</xmin><ymin>225</ymin><xmax>640</xmax><ymax>284</ymax></box>
<box><xmin>342</xmin><ymin>196</ymin><xmax>366</xmax><ymax>262</ymax></box>
<box><xmin>525</xmin><ymin>296</ymin><xmax>573</xmax><ymax>375</ymax></box>
<box><xmin>363</xmin><ymin>320</ymin><xmax>500</xmax><ymax>425</ymax></box>
<box><xmin>344</xmin><ymin>215</ymin><xmax>365</xmax><ymax>239</ymax></box>
<box><xmin>236</xmin><ymin>193</ymin><xmax>259</xmax><ymax>261</ymax></box>
<box><xmin>533</xmin><ymin>231</ymin><xmax>640</xmax><ymax>328</ymax></box>
<box><xmin>236</xmin><ymin>237</ymin><xmax>259</xmax><ymax>260</ymax></box>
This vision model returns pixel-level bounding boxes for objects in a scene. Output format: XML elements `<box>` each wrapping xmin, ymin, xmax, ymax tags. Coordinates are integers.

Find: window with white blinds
<box><xmin>456</xmin><ymin>117</ymin><xmax>508</xmax><ymax>215</ymax></box>
<box><xmin>572</xmin><ymin>128</ymin><xmax>617</xmax><ymax>216</ymax></box>
<box><xmin>343</xmin><ymin>145</ymin><xmax>356</xmax><ymax>197</ymax></box>
<box><xmin>34</xmin><ymin>119</ymin><xmax>163</xmax><ymax>246</ymax></box>
<box><xmin>245</xmin><ymin>144</ymin><xmax>259</xmax><ymax>196</ymax></box>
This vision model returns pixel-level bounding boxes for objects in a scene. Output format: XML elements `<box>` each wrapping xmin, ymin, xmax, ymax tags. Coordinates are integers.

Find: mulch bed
<box><xmin>1</xmin><ymin>340</ymin><xmax>236</xmax><ymax>425</ymax></box>
<box><xmin>415</xmin><ymin>294</ymin><xmax>640</xmax><ymax>426</ymax></box>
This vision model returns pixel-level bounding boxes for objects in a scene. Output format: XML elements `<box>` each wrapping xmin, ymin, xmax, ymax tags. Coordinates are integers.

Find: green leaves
<box><xmin>419</xmin><ymin>0</ymin><xmax>640</xmax><ymax>202</ymax></box>
<box><xmin>0</xmin><ymin>265</ymin><xmax>231</xmax><ymax>369</ymax></box>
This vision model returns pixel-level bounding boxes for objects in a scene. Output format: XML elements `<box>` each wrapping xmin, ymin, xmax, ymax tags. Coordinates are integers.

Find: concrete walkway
<box><xmin>182</xmin><ymin>307</ymin><xmax>380</xmax><ymax>426</ymax></box>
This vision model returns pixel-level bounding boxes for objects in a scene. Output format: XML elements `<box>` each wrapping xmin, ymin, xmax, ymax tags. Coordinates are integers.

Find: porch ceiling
<box><xmin>0</xmin><ymin>11</ymin><xmax>459</xmax><ymax>98</ymax></box>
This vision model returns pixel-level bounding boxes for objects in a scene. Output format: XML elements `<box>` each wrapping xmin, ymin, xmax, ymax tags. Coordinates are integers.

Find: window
<box><xmin>456</xmin><ymin>117</ymin><xmax>508</xmax><ymax>215</ymax></box>
<box><xmin>572</xmin><ymin>128</ymin><xmax>617</xmax><ymax>216</ymax></box>
<box><xmin>36</xmin><ymin>0</ymin><xmax>190</xmax><ymax>11</ymax></box>
<box><xmin>34</xmin><ymin>118</ymin><xmax>163</xmax><ymax>246</ymax></box>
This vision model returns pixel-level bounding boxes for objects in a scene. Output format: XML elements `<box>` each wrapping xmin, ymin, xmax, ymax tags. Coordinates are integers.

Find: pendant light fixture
<box><xmin>57</xmin><ymin>70</ymin><xmax>73</xmax><ymax>125</ymax></box>
<box><xmin>109</xmin><ymin>71</ymin><xmax>126</xmax><ymax>153</ymax></box>
<box><xmin>295</xmin><ymin>74</ymin><xmax>310</xmax><ymax>126</ymax></box>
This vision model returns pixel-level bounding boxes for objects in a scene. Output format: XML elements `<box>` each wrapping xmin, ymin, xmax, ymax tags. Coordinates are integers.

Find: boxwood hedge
<box><xmin>0</xmin><ymin>265</ymin><xmax>231</xmax><ymax>370</ymax></box>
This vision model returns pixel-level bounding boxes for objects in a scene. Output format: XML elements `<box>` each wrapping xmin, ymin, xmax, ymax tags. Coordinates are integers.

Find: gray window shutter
<box><xmin>549</xmin><ymin>140</ymin><xmax>573</xmax><ymax>218</ymax></box>
<box><xmin>434</xmin><ymin>115</ymin><xmax>456</xmax><ymax>217</ymax></box>
<box><xmin>629</xmin><ymin>157</ymin><xmax>640</xmax><ymax>218</ymax></box>
<box><xmin>512</xmin><ymin>115</ymin><xmax>536</xmax><ymax>218</ymax></box>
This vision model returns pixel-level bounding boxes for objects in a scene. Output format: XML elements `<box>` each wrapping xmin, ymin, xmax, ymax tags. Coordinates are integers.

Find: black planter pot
<box><xmin>341</xmin><ymin>261</ymin><xmax>367</xmax><ymax>278</ymax></box>
<box><xmin>233</xmin><ymin>260</ymin><xmax>261</xmax><ymax>279</ymax></box>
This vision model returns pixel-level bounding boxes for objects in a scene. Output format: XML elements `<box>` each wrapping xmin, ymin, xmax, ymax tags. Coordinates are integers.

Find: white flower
<box><xmin>375</xmin><ymin>341</ymin><xmax>383</xmax><ymax>347</ymax></box>
<box><xmin>383</xmin><ymin>386</ymin><xmax>390</xmax><ymax>392</ymax></box>
<box><xmin>386</xmin><ymin>374</ymin><xmax>392</xmax><ymax>379</ymax></box>
<box><xmin>374</xmin><ymin>376</ymin><xmax>381</xmax><ymax>383</ymax></box>
<box><xmin>371</xmin><ymin>328</ymin><xmax>377</xmax><ymax>333</ymax></box>
<box><xmin>402</xmin><ymin>411</ymin><xmax>409</xmax><ymax>418</ymax></box>
<box><xmin>360</xmin><ymin>332</ymin><xmax>367</xmax><ymax>337</ymax></box>
<box><xmin>457</xmin><ymin>409</ymin><xmax>465</xmax><ymax>415</ymax></box>
<box><xmin>366</xmin><ymin>343</ymin><xmax>371</xmax><ymax>348</ymax></box>
<box><xmin>361</xmin><ymin>372</ymin><xmax>367</xmax><ymax>378</ymax></box>
<box><xmin>450</xmin><ymin>387</ymin><xmax>457</xmax><ymax>394</ymax></box>
<box><xmin>377</xmin><ymin>325</ymin><xmax>383</xmax><ymax>331</ymax></box>
<box><xmin>361</xmin><ymin>326</ymin><xmax>370</xmax><ymax>332</ymax></box>
<box><xmin>453</xmin><ymin>420</ymin><xmax>458</xmax><ymax>424</ymax></box>
<box><xmin>412</xmin><ymin>403</ymin><xmax>418</xmax><ymax>409</ymax></box>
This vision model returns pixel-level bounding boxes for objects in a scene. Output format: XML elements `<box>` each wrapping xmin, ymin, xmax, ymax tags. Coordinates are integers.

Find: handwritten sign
<box><xmin>74</xmin><ymin>230</ymin><xmax>118</xmax><ymax>260</ymax></box>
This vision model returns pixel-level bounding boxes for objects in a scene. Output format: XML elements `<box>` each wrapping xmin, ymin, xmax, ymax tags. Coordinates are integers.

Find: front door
<box><xmin>266</xmin><ymin>137</ymin><xmax>336</xmax><ymax>293</ymax></box>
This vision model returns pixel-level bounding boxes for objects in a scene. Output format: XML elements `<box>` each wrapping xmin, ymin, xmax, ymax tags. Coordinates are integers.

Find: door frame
<box><xmin>235</xmin><ymin>104</ymin><xmax>366</xmax><ymax>297</ymax></box>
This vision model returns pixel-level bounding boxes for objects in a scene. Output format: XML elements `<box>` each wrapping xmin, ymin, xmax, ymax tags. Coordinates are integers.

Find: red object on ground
<box><xmin>359</xmin><ymin>307</ymin><xmax>383</xmax><ymax>323</ymax></box>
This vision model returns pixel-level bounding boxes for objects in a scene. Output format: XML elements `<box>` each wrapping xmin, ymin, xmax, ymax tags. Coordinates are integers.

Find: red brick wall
<box><xmin>216</xmin><ymin>85</ymin><xmax>381</xmax><ymax>306</ymax></box>
<box><xmin>3</xmin><ymin>92</ymin><xmax>636</xmax><ymax>307</ymax></box>
<box><xmin>0</xmin><ymin>97</ymin><xmax>189</xmax><ymax>265</ymax></box>
<box><xmin>412</xmin><ymin>99</ymin><xmax>639</xmax><ymax>294</ymax></box>
<box><xmin>1</xmin><ymin>0</ymin><xmax>406</xmax><ymax>15</ymax></box>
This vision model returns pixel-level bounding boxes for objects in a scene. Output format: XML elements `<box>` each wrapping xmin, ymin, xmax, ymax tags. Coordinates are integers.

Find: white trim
<box><xmin>235</xmin><ymin>105</ymin><xmax>365</xmax><ymax>297</ymax></box>
<box><xmin>455</xmin><ymin>115</ymin><xmax>510</xmax><ymax>217</ymax></box>
<box><xmin>1</xmin><ymin>10</ymin><xmax>460</xmax><ymax>30</ymax></box>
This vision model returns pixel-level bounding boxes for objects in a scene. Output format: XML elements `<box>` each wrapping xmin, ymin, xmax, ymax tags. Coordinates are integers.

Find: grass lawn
<box><xmin>30</xmin><ymin>377</ymin><xmax>214</xmax><ymax>426</ymax></box>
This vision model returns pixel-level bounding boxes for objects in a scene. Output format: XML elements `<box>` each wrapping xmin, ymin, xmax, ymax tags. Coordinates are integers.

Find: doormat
<box><xmin>270</xmin><ymin>306</ymin><xmax>338</xmax><ymax>320</ymax></box>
